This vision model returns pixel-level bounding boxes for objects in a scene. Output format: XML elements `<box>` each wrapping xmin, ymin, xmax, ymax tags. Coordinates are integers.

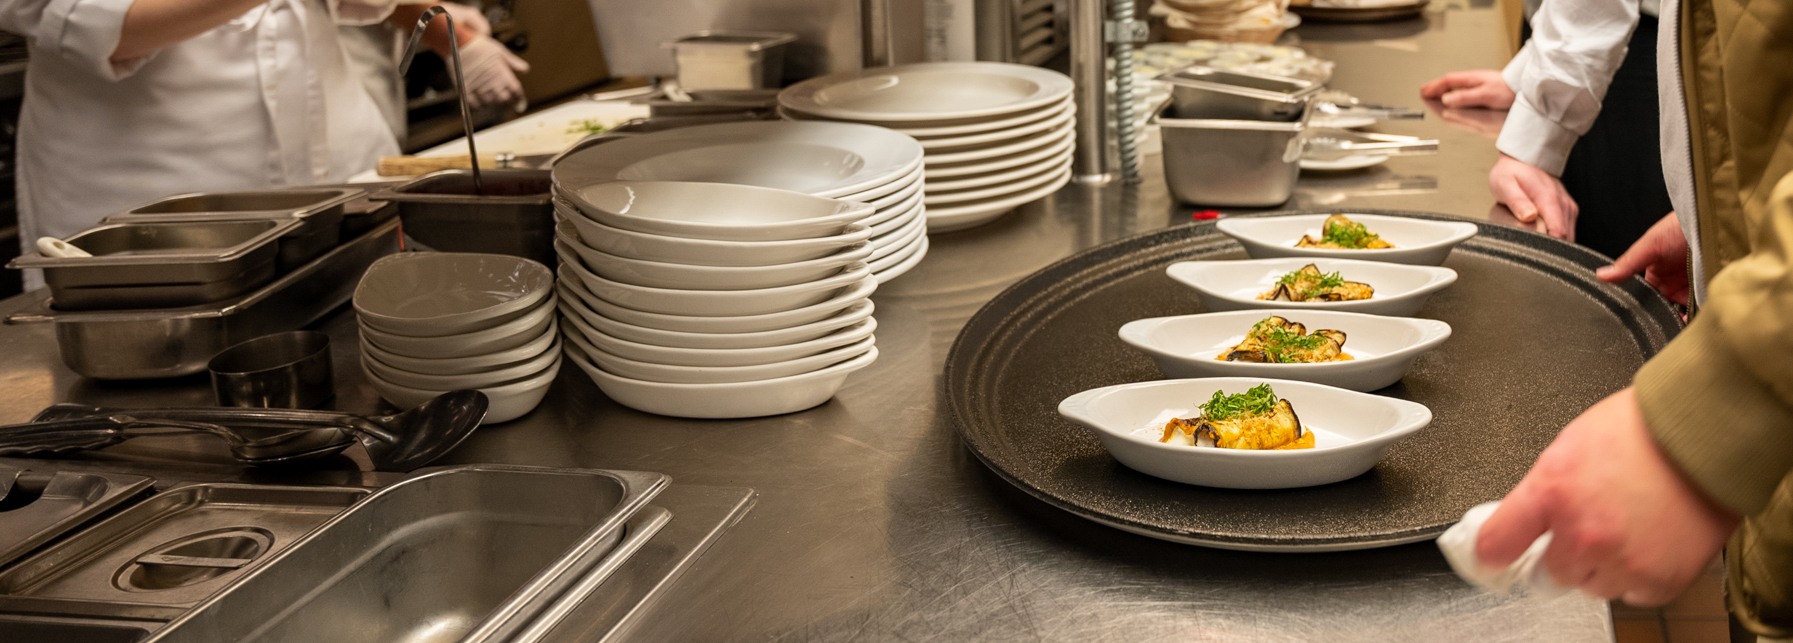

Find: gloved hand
<box><xmin>435</xmin><ymin>1</ymin><xmax>490</xmax><ymax>39</ymax></box>
<box><xmin>456</xmin><ymin>36</ymin><xmax>529</xmax><ymax>110</ymax></box>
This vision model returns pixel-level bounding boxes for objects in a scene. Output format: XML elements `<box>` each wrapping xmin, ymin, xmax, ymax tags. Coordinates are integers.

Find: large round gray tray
<box><xmin>945</xmin><ymin>211</ymin><xmax>1683</xmax><ymax>551</ymax></box>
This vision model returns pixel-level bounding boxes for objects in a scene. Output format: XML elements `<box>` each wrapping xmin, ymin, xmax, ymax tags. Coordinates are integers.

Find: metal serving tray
<box><xmin>0</xmin><ymin>482</ymin><xmax>368</xmax><ymax>620</ymax></box>
<box><xmin>0</xmin><ymin>467</ymin><xmax>156</xmax><ymax>569</ymax></box>
<box><xmin>1158</xmin><ymin>64</ymin><xmax>1321</xmax><ymax>122</ymax></box>
<box><xmin>373</xmin><ymin>169</ymin><xmax>556</xmax><ymax>268</ymax></box>
<box><xmin>11</xmin><ymin>219</ymin><xmax>301</xmax><ymax>310</ymax></box>
<box><xmin>106</xmin><ymin>188</ymin><xmax>364</xmax><ymax>272</ymax></box>
<box><xmin>146</xmin><ymin>465</ymin><xmax>670</xmax><ymax>643</ymax></box>
<box><xmin>4</xmin><ymin>218</ymin><xmax>401</xmax><ymax>380</ymax></box>
<box><xmin>1154</xmin><ymin>104</ymin><xmax>1304</xmax><ymax>207</ymax></box>
<box><xmin>945</xmin><ymin>211</ymin><xmax>1682</xmax><ymax>551</ymax></box>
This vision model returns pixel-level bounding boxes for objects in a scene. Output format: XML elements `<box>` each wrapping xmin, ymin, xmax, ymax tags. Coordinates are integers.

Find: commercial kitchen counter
<box><xmin>0</xmin><ymin>3</ymin><xmax>1615</xmax><ymax>641</ymax></box>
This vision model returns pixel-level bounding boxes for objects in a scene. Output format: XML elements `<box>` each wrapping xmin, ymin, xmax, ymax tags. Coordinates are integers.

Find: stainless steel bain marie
<box><xmin>1157</xmin><ymin>64</ymin><xmax>1322</xmax><ymax>122</ymax></box>
<box><xmin>8</xmin><ymin>219</ymin><xmax>301</xmax><ymax>310</ymax></box>
<box><xmin>1153</xmin><ymin>104</ymin><xmax>1305</xmax><ymax>207</ymax></box>
<box><xmin>104</xmin><ymin>188</ymin><xmax>365</xmax><ymax>272</ymax></box>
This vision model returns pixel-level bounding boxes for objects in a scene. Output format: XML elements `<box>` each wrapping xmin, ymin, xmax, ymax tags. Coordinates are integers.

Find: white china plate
<box><xmin>915</xmin><ymin>109</ymin><xmax>1076</xmax><ymax>150</ymax></box>
<box><xmin>562</xmin><ymin>300</ymin><xmax>877</xmax><ymax>367</ymax></box>
<box><xmin>557</xmin><ymin>238</ymin><xmax>872</xmax><ymax>317</ymax></box>
<box><xmin>565</xmin><ymin>326</ymin><xmax>876</xmax><ymax>384</ymax></box>
<box><xmin>1300</xmin><ymin>155</ymin><xmax>1387</xmax><ymax>171</ymax></box>
<box><xmin>560</xmin><ymin>284</ymin><xmax>875</xmax><ymax>351</ymax></box>
<box><xmin>556</xmin><ymin>223</ymin><xmax>871</xmax><ymax>291</ymax></box>
<box><xmin>864</xmin><ymin>192</ymin><xmax>924</xmax><ymax>233</ymax></box>
<box><xmin>780</xmin><ymin>98</ymin><xmax>1073</xmax><ymax>138</ymax></box>
<box><xmin>1165</xmin><ymin>258</ymin><xmax>1459</xmax><ymax>317</ymax></box>
<box><xmin>1216</xmin><ymin>213</ymin><xmax>1479</xmax><ymax>266</ymax></box>
<box><xmin>923</xmin><ymin>156</ymin><xmax>1072</xmax><ymax>206</ymax></box>
<box><xmin>1118</xmin><ymin>310</ymin><xmax>1452</xmax><ymax>391</ymax></box>
<box><xmin>840</xmin><ymin>162</ymin><xmax>925</xmax><ymax>205</ymax></box>
<box><xmin>559</xmin><ymin>264</ymin><xmax>878</xmax><ymax>334</ymax></box>
<box><xmin>565</xmin><ymin>180</ymin><xmax>873</xmax><ymax>242</ymax></box>
<box><xmin>925</xmin><ymin>148</ymin><xmax>1074</xmax><ymax>192</ymax></box>
<box><xmin>924</xmin><ymin>135</ymin><xmax>1075</xmax><ymax>178</ymax></box>
<box><xmin>926</xmin><ymin>168</ymin><xmax>1071</xmax><ymax>233</ymax></box>
<box><xmin>365</xmin><ymin>354</ymin><xmax>561</xmax><ymax>424</ymax></box>
<box><xmin>565</xmin><ymin>342</ymin><xmax>878</xmax><ymax>419</ymax></box>
<box><xmin>1058</xmin><ymin>377</ymin><xmax>1432</xmax><ymax>489</ymax></box>
<box><xmin>873</xmin><ymin>237</ymin><xmax>929</xmax><ymax>283</ymax></box>
<box><xmin>557</xmin><ymin>200</ymin><xmax>873</xmax><ymax>267</ymax></box>
<box><xmin>779</xmin><ymin>62</ymin><xmax>1074</xmax><ymax>122</ymax></box>
<box><xmin>869</xmin><ymin>212</ymin><xmax>927</xmax><ymax>259</ymax></box>
<box><xmin>552</xmin><ymin>121</ymin><xmax>923</xmax><ymax>200</ymax></box>
<box><xmin>923</xmin><ymin>123</ymin><xmax>1073</xmax><ymax>165</ymax></box>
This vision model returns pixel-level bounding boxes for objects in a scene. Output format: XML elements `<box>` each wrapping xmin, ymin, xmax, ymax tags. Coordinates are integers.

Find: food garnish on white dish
<box><xmin>1219</xmin><ymin>316</ymin><xmax>1352</xmax><ymax>363</ymax></box>
<box><xmin>1294</xmin><ymin>214</ymin><xmax>1393</xmax><ymax>250</ymax></box>
<box><xmin>1257</xmin><ymin>263</ymin><xmax>1373</xmax><ymax>302</ymax></box>
<box><xmin>1215</xmin><ymin>212</ymin><xmax>1478</xmax><ymax>266</ymax></box>
<box><xmin>1157</xmin><ymin>383</ymin><xmax>1314</xmax><ymax>450</ymax></box>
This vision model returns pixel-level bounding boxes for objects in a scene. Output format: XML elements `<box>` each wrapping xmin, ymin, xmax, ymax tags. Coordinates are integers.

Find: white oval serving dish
<box><xmin>1117</xmin><ymin>310</ymin><xmax>1452</xmax><ymax>391</ymax></box>
<box><xmin>1216</xmin><ymin>213</ymin><xmax>1479</xmax><ymax>266</ymax></box>
<box><xmin>1165</xmin><ymin>258</ymin><xmax>1457</xmax><ymax>317</ymax></box>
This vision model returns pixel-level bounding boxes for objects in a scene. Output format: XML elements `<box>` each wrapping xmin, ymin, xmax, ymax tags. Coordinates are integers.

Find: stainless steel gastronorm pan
<box><xmin>146</xmin><ymin>465</ymin><xmax>670</xmax><ymax>643</ymax></box>
<box><xmin>373</xmin><ymin>169</ymin><xmax>556</xmax><ymax>268</ymax></box>
<box><xmin>1154</xmin><ymin>104</ymin><xmax>1305</xmax><ymax>207</ymax></box>
<box><xmin>106</xmin><ymin>189</ymin><xmax>365</xmax><ymax>272</ymax></box>
<box><xmin>11</xmin><ymin>219</ymin><xmax>297</xmax><ymax>288</ymax></box>
<box><xmin>1158</xmin><ymin>64</ymin><xmax>1322</xmax><ymax>122</ymax></box>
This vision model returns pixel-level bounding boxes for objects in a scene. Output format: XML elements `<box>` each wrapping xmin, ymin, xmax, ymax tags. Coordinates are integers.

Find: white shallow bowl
<box><xmin>558</xmin><ymin>200</ymin><xmax>873</xmax><ymax>267</ymax></box>
<box><xmin>855</xmin><ymin>171</ymin><xmax>924</xmax><ymax>216</ymax></box>
<box><xmin>564</xmin><ymin>310</ymin><xmax>877</xmax><ymax>367</ymax></box>
<box><xmin>1057</xmin><ymin>377</ymin><xmax>1433</xmax><ymax>489</ymax></box>
<box><xmin>1118</xmin><ymin>310</ymin><xmax>1452</xmax><ymax>391</ymax></box>
<box><xmin>873</xmin><ymin>236</ymin><xmax>929</xmax><ymax>283</ymax></box>
<box><xmin>862</xmin><ymin>190</ymin><xmax>924</xmax><ymax>232</ymax></box>
<box><xmin>925</xmin><ymin>168</ymin><xmax>1071</xmax><ymax>233</ymax></box>
<box><xmin>359</xmin><ymin>294</ymin><xmax>557</xmax><ymax>359</ymax></box>
<box><xmin>360</xmin><ymin>318</ymin><xmax>558</xmax><ymax>375</ymax></box>
<box><xmin>1216</xmin><ymin>213</ymin><xmax>1480</xmax><ymax>266</ymax></box>
<box><xmin>1166</xmin><ymin>258</ymin><xmax>1458</xmax><ymax>317</ymax></box>
<box><xmin>551</xmin><ymin>121</ymin><xmax>923</xmax><ymax>200</ymax></box>
<box><xmin>364</xmin><ymin>354</ymin><xmax>562</xmax><ymax>424</ymax></box>
<box><xmin>364</xmin><ymin>334</ymin><xmax>561</xmax><ymax>391</ymax></box>
<box><xmin>561</xmin><ymin>284</ymin><xmax>875</xmax><ymax>349</ymax></box>
<box><xmin>567</xmin><ymin>344</ymin><xmax>879</xmax><ymax>419</ymax></box>
<box><xmin>568</xmin><ymin>180</ymin><xmax>874</xmax><ymax>242</ymax></box>
<box><xmin>869</xmin><ymin>215</ymin><xmax>927</xmax><ymax>261</ymax></box>
<box><xmin>566</xmin><ymin>328</ymin><xmax>876</xmax><ymax>384</ymax></box>
<box><xmin>779</xmin><ymin>62</ymin><xmax>1073</xmax><ymax>122</ymax></box>
<box><xmin>559</xmin><ymin>265</ymin><xmax>877</xmax><ymax>334</ymax></box>
<box><xmin>354</xmin><ymin>253</ymin><xmax>554</xmax><ymax>337</ymax></box>
<box><xmin>557</xmin><ymin>238</ymin><xmax>870</xmax><ymax>317</ymax></box>
<box><xmin>558</xmin><ymin>223</ymin><xmax>871</xmax><ymax>291</ymax></box>
<box><xmin>924</xmin><ymin>134</ymin><xmax>1075</xmax><ymax>178</ymax></box>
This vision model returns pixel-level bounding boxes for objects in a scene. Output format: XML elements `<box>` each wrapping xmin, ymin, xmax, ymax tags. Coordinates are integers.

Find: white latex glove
<box><xmin>456</xmin><ymin>36</ymin><xmax>529</xmax><ymax>110</ymax></box>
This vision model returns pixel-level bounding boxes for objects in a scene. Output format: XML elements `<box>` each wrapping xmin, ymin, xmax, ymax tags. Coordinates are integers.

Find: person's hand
<box><xmin>457</xmin><ymin>36</ymin><xmax>529</xmax><ymax>109</ymax></box>
<box><xmin>1596</xmin><ymin>213</ymin><xmax>1690</xmax><ymax>305</ymax></box>
<box><xmin>436</xmin><ymin>1</ymin><xmax>490</xmax><ymax>39</ymax></box>
<box><xmin>1419</xmin><ymin>70</ymin><xmax>1517</xmax><ymax>109</ymax></box>
<box><xmin>1490</xmin><ymin>153</ymin><xmax>1579</xmax><ymax>242</ymax></box>
<box><xmin>1424</xmin><ymin>97</ymin><xmax>1507</xmax><ymax>140</ymax></box>
<box><xmin>1487</xmin><ymin>202</ymin><xmax>1549</xmax><ymax>236</ymax></box>
<box><xmin>1476</xmin><ymin>388</ymin><xmax>1740</xmax><ymax>605</ymax></box>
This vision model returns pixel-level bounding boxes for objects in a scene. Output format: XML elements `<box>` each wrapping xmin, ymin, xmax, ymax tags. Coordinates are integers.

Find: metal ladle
<box><xmin>0</xmin><ymin>390</ymin><xmax>489</xmax><ymax>472</ymax></box>
<box><xmin>400</xmin><ymin>5</ymin><xmax>483</xmax><ymax>195</ymax></box>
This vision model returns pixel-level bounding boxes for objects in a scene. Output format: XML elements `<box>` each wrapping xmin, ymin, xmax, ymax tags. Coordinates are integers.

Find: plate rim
<box><xmin>779</xmin><ymin>62</ymin><xmax>1075</xmax><ymax>122</ymax></box>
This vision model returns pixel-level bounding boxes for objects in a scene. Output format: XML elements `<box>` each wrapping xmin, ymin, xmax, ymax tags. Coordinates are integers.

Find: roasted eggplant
<box><xmin>1159</xmin><ymin>384</ymin><xmax>1316</xmax><ymax>450</ymax></box>
<box><xmin>1218</xmin><ymin>315</ymin><xmax>1352</xmax><ymax>364</ymax></box>
<box><xmin>1258</xmin><ymin>263</ymin><xmax>1374</xmax><ymax>302</ymax></box>
<box><xmin>1294</xmin><ymin>214</ymin><xmax>1395</xmax><ymax>250</ymax></box>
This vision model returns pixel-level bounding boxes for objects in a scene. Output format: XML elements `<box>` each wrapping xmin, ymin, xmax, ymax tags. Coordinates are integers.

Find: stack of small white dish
<box><xmin>777</xmin><ymin>62</ymin><xmax>1076</xmax><ymax>233</ymax></box>
<box><xmin>553</xmin><ymin>180</ymin><xmax>881</xmax><ymax>419</ymax></box>
<box><xmin>354</xmin><ymin>253</ymin><xmax>561</xmax><ymax>424</ymax></box>
<box><xmin>550</xmin><ymin>121</ymin><xmax>929</xmax><ymax>283</ymax></box>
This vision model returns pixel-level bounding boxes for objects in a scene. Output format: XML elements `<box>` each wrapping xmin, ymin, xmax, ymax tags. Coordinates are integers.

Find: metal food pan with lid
<box><xmin>1154</xmin><ymin>105</ymin><xmax>1304</xmax><ymax>207</ymax></box>
<box><xmin>10</xmin><ymin>218</ymin><xmax>301</xmax><ymax>310</ymax></box>
<box><xmin>1157</xmin><ymin>64</ymin><xmax>1322</xmax><ymax>122</ymax></box>
<box><xmin>105</xmin><ymin>188</ymin><xmax>364</xmax><ymax>271</ymax></box>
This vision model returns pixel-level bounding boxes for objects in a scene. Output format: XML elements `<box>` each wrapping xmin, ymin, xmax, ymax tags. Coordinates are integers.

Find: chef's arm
<box><xmin>110</xmin><ymin>0</ymin><xmax>266</xmax><ymax>63</ymax></box>
<box><xmin>1495</xmin><ymin>0</ymin><xmax>1640</xmax><ymax>175</ymax></box>
<box><xmin>1633</xmin><ymin>173</ymin><xmax>1793</xmax><ymax>517</ymax></box>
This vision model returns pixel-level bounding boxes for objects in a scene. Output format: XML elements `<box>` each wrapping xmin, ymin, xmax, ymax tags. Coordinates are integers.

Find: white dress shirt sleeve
<box><xmin>325</xmin><ymin>0</ymin><xmax>395</xmax><ymax>26</ymax></box>
<box><xmin>1494</xmin><ymin>0</ymin><xmax>1641</xmax><ymax>175</ymax></box>
<box><xmin>0</xmin><ymin>0</ymin><xmax>149</xmax><ymax>80</ymax></box>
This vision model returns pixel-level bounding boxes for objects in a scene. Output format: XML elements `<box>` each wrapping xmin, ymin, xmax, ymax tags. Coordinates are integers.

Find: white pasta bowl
<box><xmin>363</xmin><ymin>354</ymin><xmax>562</xmax><ymax>424</ymax></box>
<box><xmin>558</xmin><ymin>199</ymin><xmax>874</xmax><ymax>267</ymax></box>
<box><xmin>354</xmin><ymin>253</ymin><xmax>554</xmax><ymax>337</ymax></box>
<box><xmin>567</xmin><ymin>180</ymin><xmax>874</xmax><ymax>241</ymax></box>
<box><xmin>557</xmin><ymin>237</ymin><xmax>871</xmax><ymax>316</ymax></box>
<box><xmin>1216</xmin><ymin>213</ymin><xmax>1479</xmax><ymax>266</ymax></box>
<box><xmin>565</xmin><ymin>328</ymin><xmax>876</xmax><ymax>384</ymax></box>
<box><xmin>563</xmin><ymin>308</ymin><xmax>877</xmax><ymax>367</ymax></box>
<box><xmin>1057</xmin><ymin>377</ymin><xmax>1432</xmax><ymax>489</ymax></box>
<box><xmin>1118</xmin><ymin>310</ymin><xmax>1452</xmax><ymax>391</ymax></box>
<box><xmin>558</xmin><ymin>222</ymin><xmax>871</xmax><ymax>291</ymax></box>
<box><xmin>566</xmin><ymin>343</ymin><xmax>879</xmax><ymax>419</ymax></box>
<box><xmin>359</xmin><ymin>294</ymin><xmax>558</xmax><ymax>358</ymax></box>
<box><xmin>1166</xmin><ymin>258</ymin><xmax>1457</xmax><ymax>317</ymax></box>
<box><xmin>363</xmin><ymin>334</ymin><xmax>561</xmax><ymax>391</ymax></box>
<box><xmin>559</xmin><ymin>264</ymin><xmax>878</xmax><ymax>334</ymax></box>
<box><xmin>560</xmin><ymin>284</ymin><xmax>875</xmax><ymax>349</ymax></box>
<box><xmin>360</xmin><ymin>317</ymin><xmax>559</xmax><ymax>375</ymax></box>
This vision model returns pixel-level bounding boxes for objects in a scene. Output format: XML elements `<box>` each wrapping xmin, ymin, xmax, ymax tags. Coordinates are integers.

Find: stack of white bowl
<box><xmin>354</xmin><ymin>253</ymin><xmax>561</xmax><ymax>424</ymax></box>
<box><xmin>777</xmin><ymin>62</ymin><xmax>1076</xmax><ymax>233</ymax></box>
<box><xmin>549</xmin><ymin>121</ymin><xmax>929</xmax><ymax>283</ymax></box>
<box><xmin>552</xmin><ymin>180</ymin><xmax>881</xmax><ymax>419</ymax></box>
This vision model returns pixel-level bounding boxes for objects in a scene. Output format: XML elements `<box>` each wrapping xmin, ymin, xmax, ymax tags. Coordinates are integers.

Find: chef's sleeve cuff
<box><xmin>329</xmin><ymin>0</ymin><xmax>397</xmax><ymax>26</ymax></box>
<box><xmin>1501</xmin><ymin>42</ymin><xmax>1533</xmax><ymax>90</ymax></box>
<box><xmin>40</xmin><ymin>0</ymin><xmax>150</xmax><ymax>80</ymax></box>
<box><xmin>1635</xmin><ymin>315</ymin><xmax>1793</xmax><ymax>517</ymax></box>
<box><xmin>1495</xmin><ymin>95</ymin><xmax>1576</xmax><ymax>176</ymax></box>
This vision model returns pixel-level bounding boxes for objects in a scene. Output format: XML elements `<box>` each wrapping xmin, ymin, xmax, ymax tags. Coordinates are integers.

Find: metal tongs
<box><xmin>401</xmin><ymin>5</ymin><xmax>483</xmax><ymax>194</ymax></box>
<box><xmin>1314</xmin><ymin>90</ymin><xmax>1425</xmax><ymax>122</ymax></box>
<box><xmin>1303</xmin><ymin>129</ymin><xmax>1440</xmax><ymax>161</ymax></box>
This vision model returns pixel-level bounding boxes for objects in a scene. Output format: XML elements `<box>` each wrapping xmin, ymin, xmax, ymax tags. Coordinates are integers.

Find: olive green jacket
<box><xmin>1631</xmin><ymin>0</ymin><xmax>1793</xmax><ymax>633</ymax></box>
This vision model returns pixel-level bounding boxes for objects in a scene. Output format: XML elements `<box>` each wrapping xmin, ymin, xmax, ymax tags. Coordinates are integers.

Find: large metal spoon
<box><xmin>13</xmin><ymin>390</ymin><xmax>488</xmax><ymax>472</ymax></box>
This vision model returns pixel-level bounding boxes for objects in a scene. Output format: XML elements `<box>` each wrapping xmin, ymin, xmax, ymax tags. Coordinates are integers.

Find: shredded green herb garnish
<box><xmin>1321</xmin><ymin>219</ymin><xmax>1382</xmax><ymax>249</ymax></box>
<box><xmin>1260</xmin><ymin>326</ymin><xmax>1327</xmax><ymax>363</ymax></box>
<box><xmin>1199</xmin><ymin>384</ymin><xmax>1280</xmax><ymax>421</ymax></box>
<box><xmin>568</xmin><ymin>119</ymin><xmax>609</xmax><ymax>137</ymax></box>
<box><xmin>1276</xmin><ymin>269</ymin><xmax>1346</xmax><ymax>299</ymax></box>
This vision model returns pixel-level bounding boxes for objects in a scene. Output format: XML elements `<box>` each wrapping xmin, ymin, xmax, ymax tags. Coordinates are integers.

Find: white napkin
<box><xmin>1437</xmin><ymin>501</ymin><xmax>1570</xmax><ymax>598</ymax></box>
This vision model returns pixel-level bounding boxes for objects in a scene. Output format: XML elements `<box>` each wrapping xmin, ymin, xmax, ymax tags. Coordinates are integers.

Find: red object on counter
<box><xmin>1192</xmin><ymin>210</ymin><xmax>1223</xmax><ymax>220</ymax></box>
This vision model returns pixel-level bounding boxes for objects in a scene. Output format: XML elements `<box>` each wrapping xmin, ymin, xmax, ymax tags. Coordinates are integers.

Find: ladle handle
<box><xmin>0</xmin><ymin>418</ymin><xmax>130</xmax><ymax>456</ymax></box>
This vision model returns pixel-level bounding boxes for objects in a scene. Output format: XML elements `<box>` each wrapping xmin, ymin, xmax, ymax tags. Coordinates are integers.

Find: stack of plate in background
<box><xmin>354</xmin><ymin>253</ymin><xmax>561</xmax><ymax>424</ymax></box>
<box><xmin>777</xmin><ymin>62</ymin><xmax>1076</xmax><ymax>233</ymax></box>
<box><xmin>552</xmin><ymin>181</ymin><xmax>880</xmax><ymax>419</ymax></box>
<box><xmin>550</xmin><ymin>121</ymin><xmax>928</xmax><ymax>283</ymax></box>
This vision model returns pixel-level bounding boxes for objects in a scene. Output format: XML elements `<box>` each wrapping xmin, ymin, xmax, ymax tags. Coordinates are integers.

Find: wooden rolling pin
<box><xmin>377</xmin><ymin>154</ymin><xmax>503</xmax><ymax>176</ymax></box>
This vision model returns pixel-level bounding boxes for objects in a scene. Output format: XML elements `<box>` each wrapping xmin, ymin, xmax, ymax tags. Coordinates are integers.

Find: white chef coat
<box><xmin>1495</xmin><ymin>0</ymin><xmax>1655</xmax><ymax>176</ymax></box>
<box><xmin>1</xmin><ymin>0</ymin><xmax>400</xmax><ymax>287</ymax></box>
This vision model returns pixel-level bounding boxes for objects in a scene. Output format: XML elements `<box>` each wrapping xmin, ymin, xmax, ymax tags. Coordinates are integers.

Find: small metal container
<box><xmin>106</xmin><ymin>188</ymin><xmax>364</xmax><ymax>272</ymax></box>
<box><xmin>665</xmin><ymin>31</ymin><xmax>798</xmax><ymax>90</ymax></box>
<box><xmin>372</xmin><ymin>169</ymin><xmax>556</xmax><ymax>268</ymax></box>
<box><xmin>9</xmin><ymin>219</ymin><xmax>299</xmax><ymax>310</ymax></box>
<box><xmin>1158</xmin><ymin>64</ymin><xmax>1322</xmax><ymax>122</ymax></box>
<box><xmin>208</xmin><ymin>331</ymin><xmax>334</xmax><ymax>409</ymax></box>
<box><xmin>1154</xmin><ymin>104</ymin><xmax>1305</xmax><ymax>207</ymax></box>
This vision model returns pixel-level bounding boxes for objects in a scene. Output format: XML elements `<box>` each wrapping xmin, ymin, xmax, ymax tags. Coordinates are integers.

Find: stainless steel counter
<box><xmin>0</xmin><ymin>5</ymin><xmax>1614</xmax><ymax>641</ymax></box>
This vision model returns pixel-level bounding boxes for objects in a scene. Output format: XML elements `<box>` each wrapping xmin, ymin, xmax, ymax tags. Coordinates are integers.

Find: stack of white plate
<box><xmin>550</xmin><ymin>121</ymin><xmax>928</xmax><ymax>283</ymax></box>
<box><xmin>552</xmin><ymin>180</ymin><xmax>881</xmax><ymax>419</ymax></box>
<box><xmin>354</xmin><ymin>253</ymin><xmax>561</xmax><ymax>424</ymax></box>
<box><xmin>777</xmin><ymin>62</ymin><xmax>1076</xmax><ymax>233</ymax></box>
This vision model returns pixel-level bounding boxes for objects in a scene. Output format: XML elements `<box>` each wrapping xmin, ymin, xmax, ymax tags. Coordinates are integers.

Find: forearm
<box><xmin>112</xmin><ymin>0</ymin><xmax>267</xmax><ymax>62</ymax></box>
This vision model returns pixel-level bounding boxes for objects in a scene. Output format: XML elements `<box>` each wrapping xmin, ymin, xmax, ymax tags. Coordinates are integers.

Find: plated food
<box><xmin>1057</xmin><ymin>377</ymin><xmax>1433</xmax><ymax>488</ymax></box>
<box><xmin>1220</xmin><ymin>315</ymin><xmax>1350</xmax><ymax>363</ymax></box>
<box><xmin>1120</xmin><ymin>309</ymin><xmax>1450</xmax><ymax>390</ymax></box>
<box><xmin>1216</xmin><ymin>212</ymin><xmax>1479</xmax><ymax>266</ymax></box>
<box><xmin>1167</xmin><ymin>258</ymin><xmax>1457</xmax><ymax>316</ymax></box>
<box><xmin>1258</xmin><ymin>264</ymin><xmax>1374</xmax><ymax>302</ymax></box>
